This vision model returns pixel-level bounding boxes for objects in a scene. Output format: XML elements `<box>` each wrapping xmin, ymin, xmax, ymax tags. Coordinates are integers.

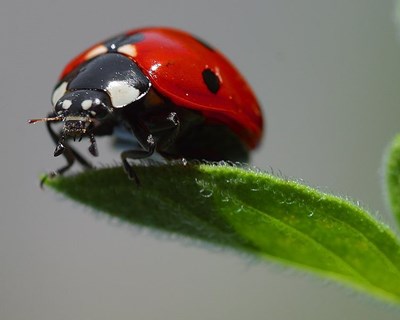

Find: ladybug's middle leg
<box><xmin>121</xmin><ymin>112</ymin><xmax>180</xmax><ymax>184</ymax></box>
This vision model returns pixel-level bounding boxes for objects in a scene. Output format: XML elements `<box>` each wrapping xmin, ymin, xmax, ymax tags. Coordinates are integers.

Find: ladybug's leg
<box><xmin>121</xmin><ymin>112</ymin><xmax>180</xmax><ymax>184</ymax></box>
<box><xmin>120</xmin><ymin>124</ymin><xmax>155</xmax><ymax>184</ymax></box>
<box><xmin>151</xmin><ymin>112</ymin><xmax>181</xmax><ymax>151</ymax></box>
<box><xmin>86</xmin><ymin>117</ymin><xmax>118</xmax><ymax>157</ymax></box>
<box><xmin>121</xmin><ymin>143</ymin><xmax>155</xmax><ymax>185</ymax></box>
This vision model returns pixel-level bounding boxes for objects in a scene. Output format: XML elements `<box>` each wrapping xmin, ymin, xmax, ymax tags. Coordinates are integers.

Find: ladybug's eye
<box><xmin>89</xmin><ymin>99</ymin><xmax>109</xmax><ymax>118</ymax></box>
<box><xmin>55</xmin><ymin>99</ymin><xmax>72</xmax><ymax>114</ymax></box>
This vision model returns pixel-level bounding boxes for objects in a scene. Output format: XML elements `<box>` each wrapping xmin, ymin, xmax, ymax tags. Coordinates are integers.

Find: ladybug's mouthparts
<box><xmin>56</xmin><ymin>116</ymin><xmax>98</xmax><ymax>157</ymax></box>
<box><xmin>28</xmin><ymin>114</ymin><xmax>99</xmax><ymax>158</ymax></box>
<box><xmin>63</xmin><ymin>116</ymin><xmax>91</xmax><ymax>137</ymax></box>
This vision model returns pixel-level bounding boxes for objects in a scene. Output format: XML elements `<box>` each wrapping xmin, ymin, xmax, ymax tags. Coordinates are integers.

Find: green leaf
<box><xmin>45</xmin><ymin>164</ymin><xmax>400</xmax><ymax>304</ymax></box>
<box><xmin>386</xmin><ymin>133</ymin><xmax>400</xmax><ymax>228</ymax></box>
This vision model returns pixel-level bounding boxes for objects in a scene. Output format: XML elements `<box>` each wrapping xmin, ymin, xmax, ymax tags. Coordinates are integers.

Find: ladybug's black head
<box><xmin>54</xmin><ymin>90</ymin><xmax>111</xmax><ymax>138</ymax></box>
<box><xmin>28</xmin><ymin>89</ymin><xmax>112</xmax><ymax>157</ymax></box>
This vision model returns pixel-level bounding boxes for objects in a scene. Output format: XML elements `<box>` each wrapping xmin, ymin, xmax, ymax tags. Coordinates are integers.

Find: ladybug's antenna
<box><xmin>27</xmin><ymin>116</ymin><xmax>63</xmax><ymax>124</ymax></box>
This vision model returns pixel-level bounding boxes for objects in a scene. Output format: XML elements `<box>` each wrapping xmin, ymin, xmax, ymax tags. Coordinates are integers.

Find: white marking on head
<box><xmin>81</xmin><ymin>99</ymin><xmax>93</xmax><ymax>110</ymax></box>
<box><xmin>62</xmin><ymin>99</ymin><xmax>72</xmax><ymax>110</ymax></box>
<box><xmin>52</xmin><ymin>82</ymin><xmax>68</xmax><ymax>106</ymax></box>
<box><xmin>85</xmin><ymin>45</ymin><xmax>108</xmax><ymax>60</ymax></box>
<box><xmin>117</xmin><ymin>44</ymin><xmax>137</xmax><ymax>57</ymax></box>
<box><xmin>106</xmin><ymin>81</ymin><xmax>140</xmax><ymax>108</ymax></box>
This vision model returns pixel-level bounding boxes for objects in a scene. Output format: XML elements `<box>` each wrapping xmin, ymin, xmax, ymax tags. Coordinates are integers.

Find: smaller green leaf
<box><xmin>386</xmin><ymin>133</ymin><xmax>400</xmax><ymax>228</ymax></box>
<box><xmin>45</xmin><ymin>164</ymin><xmax>400</xmax><ymax>304</ymax></box>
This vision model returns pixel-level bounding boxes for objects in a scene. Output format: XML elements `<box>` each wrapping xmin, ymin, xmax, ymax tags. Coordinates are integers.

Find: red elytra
<box><xmin>59</xmin><ymin>27</ymin><xmax>263</xmax><ymax>149</ymax></box>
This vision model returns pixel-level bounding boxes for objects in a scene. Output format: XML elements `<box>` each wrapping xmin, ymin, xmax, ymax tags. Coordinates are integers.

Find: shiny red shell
<box><xmin>59</xmin><ymin>27</ymin><xmax>263</xmax><ymax>149</ymax></box>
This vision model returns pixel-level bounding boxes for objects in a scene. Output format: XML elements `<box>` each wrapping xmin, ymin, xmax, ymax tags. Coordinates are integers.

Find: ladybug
<box><xmin>29</xmin><ymin>27</ymin><xmax>263</xmax><ymax>183</ymax></box>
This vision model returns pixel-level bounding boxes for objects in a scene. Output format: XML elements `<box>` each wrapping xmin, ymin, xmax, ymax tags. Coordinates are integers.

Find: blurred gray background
<box><xmin>1</xmin><ymin>1</ymin><xmax>400</xmax><ymax>319</ymax></box>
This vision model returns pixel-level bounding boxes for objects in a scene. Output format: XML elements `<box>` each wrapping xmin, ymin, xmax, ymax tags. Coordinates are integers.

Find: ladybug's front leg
<box><xmin>121</xmin><ymin>112</ymin><xmax>180</xmax><ymax>184</ymax></box>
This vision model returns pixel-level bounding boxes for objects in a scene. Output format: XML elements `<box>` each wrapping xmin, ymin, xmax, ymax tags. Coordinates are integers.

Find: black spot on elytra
<box><xmin>202</xmin><ymin>68</ymin><xmax>220</xmax><ymax>94</ymax></box>
<box><xmin>194</xmin><ymin>36</ymin><xmax>215</xmax><ymax>51</ymax></box>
